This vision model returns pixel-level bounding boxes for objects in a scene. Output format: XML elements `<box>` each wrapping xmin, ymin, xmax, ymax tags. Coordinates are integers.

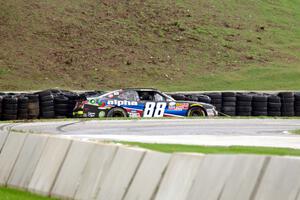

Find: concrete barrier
<box><xmin>96</xmin><ymin>147</ymin><xmax>146</xmax><ymax>200</ymax></box>
<box><xmin>187</xmin><ymin>155</ymin><xmax>268</xmax><ymax>200</ymax></box>
<box><xmin>0</xmin><ymin>130</ymin><xmax>9</xmax><ymax>152</ymax></box>
<box><xmin>253</xmin><ymin>156</ymin><xmax>300</xmax><ymax>200</ymax></box>
<box><xmin>124</xmin><ymin>151</ymin><xmax>171</xmax><ymax>200</ymax></box>
<box><xmin>219</xmin><ymin>155</ymin><xmax>269</xmax><ymax>200</ymax></box>
<box><xmin>0</xmin><ymin>132</ymin><xmax>27</xmax><ymax>186</ymax></box>
<box><xmin>7</xmin><ymin>134</ymin><xmax>49</xmax><ymax>189</ymax></box>
<box><xmin>154</xmin><ymin>153</ymin><xmax>203</xmax><ymax>200</ymax></box>
<box><xmin>74</xmin><ymin>144</ymin><xmax>118</xmax><ymax>200</ymax></box>
<box><xmin>51</xmin><ymin>140</ymin><xmax>96</xmax><ymax>199</ymax></box>
<box><xmin>28</xmin><ymin>137</ymin><xmax>72</xmax><ymax>196</ymax></box>
<box><xmin>187</xmin><ymin>154</ymin><xmax>237</xmax><ymax>200</ymax></box>
<box><xmin>1</xmin><ymin>131</ymin><xmax>300</xmax><ymax>200</ymax></box>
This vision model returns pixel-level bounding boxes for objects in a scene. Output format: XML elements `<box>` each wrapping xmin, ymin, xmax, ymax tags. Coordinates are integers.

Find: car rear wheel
<box><xmin>187</xmin><ymin>107</ymin><xmax>206</xmax><ymax>117</ymax></box>
<box><xmin>107</xmin><ymin>107</ymin><xmax>128</xmax><ymax>117</ymax></box>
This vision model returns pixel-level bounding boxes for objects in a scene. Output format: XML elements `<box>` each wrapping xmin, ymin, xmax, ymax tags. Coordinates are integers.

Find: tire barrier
<box><xmin>170</xmin><ymin>91</ymin><xmax>300</xmax><ymax>117</ymax></box>
<box><xmin>17</xmin><ymin>96</ymin><xmax>29</xmax><ymax>120</ymax></box>
<box><xmin>1</xmin><ymin>131</ymin><xmax>300</xmax><ymax>200</ymax></box>
<box><xmin>26</xmin><ymin>94</ymin><xmax>40</xmax><ymax>119</ymax></box>
<box><xmin>221</xmin><ymin>92</ymin><xmax>236</xmax><ymax>116</ymax></box>
<box><xmin>252</xmin><ymin>95</ymin><xmax>268</xmax><ymax>116</ymax></box>
<box><xmin>54</xmin><ymin>95</ymin><xmax>69</xmax><ymax>118</ymax></box>
<box><xmin>0</xmin><ymin>96</ymin><xmax>3</xmax><ymax>120</ymax></box>
<box><xmin>205</xmin><ymin>93</ymin><xmax>222</xmax><ymax>112</ymax></box>
<box><xmin>0</xmin><ymin>89</ymin><xmax>83</xmax><ymax>121</ymax></box>
<box><xmin>38</xmin><ymin>90</ymin><xmax>56</xmax><ymax>119</ymax></box>
<box><xmin>236</xmin><ymin>93</ymin><xmax>252</xmax><ymax>116</ymax></box>
<box><xmin>278</xmin><ymin>92</ymin><xmax>295</xmax><ymax>116</ymax></box>
<box><xmin>1</xmin><ymin>90</ymin><xmax>300</xmax><ymax>119</ymax></box>
<box><xmin>267</xmin><ymin>95</ymin><xmax>281</xmax><ymax>116</ymax></box>
<box><xmin>169</xmin><ymin>94</ymin><xmax>185</xmax><ymax>101</ymax></box>
<box><xmin>2</xmin><ymin>96</ymin><xmax>18</xmax><ymax>120</ymax></box>
<box><xmin>295</xmin><ymin>93</ymin><xmax>300</xmax><ymax>116</ymax></box>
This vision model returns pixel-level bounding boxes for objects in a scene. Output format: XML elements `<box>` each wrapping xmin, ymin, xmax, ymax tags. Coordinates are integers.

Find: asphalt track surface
<box><xmin>2</xmin><ymin>118</ymin><xmax>300</xmax><ymax>148</ymax></box>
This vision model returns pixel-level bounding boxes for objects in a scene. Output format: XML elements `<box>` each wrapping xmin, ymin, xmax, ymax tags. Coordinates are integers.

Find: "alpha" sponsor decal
<box><xmin>107</xmin><ymin>100</ymin><xmax>138</xmax><ymax>106</ymax></box>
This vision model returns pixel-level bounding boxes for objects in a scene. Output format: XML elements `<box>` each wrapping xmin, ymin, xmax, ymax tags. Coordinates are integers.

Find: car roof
<box><xmin>122</xmin><ymin>88</ymin><xmax>160</xmax><ymax>92</ymax></box>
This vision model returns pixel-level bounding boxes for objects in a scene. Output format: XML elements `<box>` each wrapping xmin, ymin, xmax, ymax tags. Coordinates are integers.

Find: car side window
<box><xmin>118</xmin><ymin>90</ymin><xmax>139</xmax><ymax>101</ymax></box>
<box><xmin>138</xmin><ymin>92</ymin><xmax>153</xmax><ymax>101</ymax></box>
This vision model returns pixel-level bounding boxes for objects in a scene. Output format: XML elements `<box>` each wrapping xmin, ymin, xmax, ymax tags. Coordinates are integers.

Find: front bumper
<box><xmin>206</xmin><ymin>108</ymin><xmax>218</xmax><ymax>116</ymax></box>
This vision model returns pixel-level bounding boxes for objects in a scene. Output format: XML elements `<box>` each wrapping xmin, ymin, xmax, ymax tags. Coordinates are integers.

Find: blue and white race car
<box><xmin>73</xmin><ymin>88</ymin><xmax>218</xmax><ymax>118</ymax></box>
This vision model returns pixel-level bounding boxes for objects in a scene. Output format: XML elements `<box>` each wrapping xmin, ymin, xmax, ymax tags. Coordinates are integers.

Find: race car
<box><xmin>73</xmin><ymin>88</ymin><xmax>218</xmax><ymax>118</ymax></box>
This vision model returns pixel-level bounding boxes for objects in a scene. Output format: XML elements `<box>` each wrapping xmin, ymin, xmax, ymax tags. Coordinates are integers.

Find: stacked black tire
<box><xmin>2</xmin><ymin>96</ymin><xmax>18</xmax><ymax>120</ymax></box>
<box><xmin>17</xmin><ymin>96</ymin><xmax>29</xmax><ymax>120</ymax></box>
<box><xmin>171</xmin><ymin>93</ymin><xmax>211</xmax><ymax>104</ymax></box>
<box><xmin>39</xmin><ymin>91</ymin><xmax>55</xmax><ymax>119</ymax></box>
<box><xmin>26</xmin><ymin>94</ymin><xmax>40</xmax><ymax>119</ymax></box>
<box><xmin>236</xmin><ymin>93</ymin><xmax>252</xmax><ymax>116</ymax></box>
<box><xmin>221</xmin><ymin>92</ymin><xmax>236</xmax><ymax>116</ymax></box>
<box><xmin>268</xmin><ymin>95</ymin><xmax>281</xmax><ymax>116</ymax></box>
<box><xmin>183</xmin><ymin>94</ymin><xmax>198</xmax><ymax>102</ymax></box>
<box><xmin>0</xmin><ymin>96</ymin><xmax>3</xmax><ymax>119</ymax></box>
<box><xmin>64</xmin><ymin>92</ymin><xmax>79</xmax><ymax>117</ymax></box>
<box><xmin>252</xmin><ymin>95</ymin><xmax>268</xmax><ymax>116</ymax></box>
<box><xmin>54</xmin><ymin>95</ymin><xmax>69</xmax><ymax>118</ymax></box>
<box><xmin>295</xmin><ymin>93</ymin><xmax>300</xmax><ymax>116</ymax></box>
<box><xmin>196</xmin><ymin>94</ymin><xmax>211</xmax><ymax>104</ymax></box>
<box><xmin>279</xmin><ymin>92</ymin><xmax>295</xmax><ymax>116</ymax></box>
<box><xmin>206</xmin><ymin>93</ymin><xmax>222</xmax><ymax>112</ymax></box>
<box><xmin>169</xmin><ymin>94</ymin><xmax>185</xmax><ymax>101</ymax></box>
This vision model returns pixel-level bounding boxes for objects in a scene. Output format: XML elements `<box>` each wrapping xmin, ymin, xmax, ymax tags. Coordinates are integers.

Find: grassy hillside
<box><xmin>0</xmin><ymin>0</ymin><xmax>299</xmax><ymax>91</ymax></box>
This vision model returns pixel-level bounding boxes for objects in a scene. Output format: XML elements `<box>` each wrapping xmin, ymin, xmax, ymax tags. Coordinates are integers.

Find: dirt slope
<box><xmin>0</xmin><ymin>0</ymin><xmax>299</xmax><ymax>91</ymax></box>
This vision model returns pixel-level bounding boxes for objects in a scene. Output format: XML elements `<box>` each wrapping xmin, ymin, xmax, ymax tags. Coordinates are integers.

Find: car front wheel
<box><xmin>107</xmin><ymin>107</ymin><xmax>128</xmax><ymax>117</ymax></box>
<box><xmin>187</xmin><ymin>107</ymin><xmax>206</xmax><ymax>117</ymax></box>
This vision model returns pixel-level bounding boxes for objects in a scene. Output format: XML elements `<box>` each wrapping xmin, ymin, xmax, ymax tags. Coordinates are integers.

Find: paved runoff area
<box><xmin>2</xmin><ymin>118</ymin><xmax>300</xmax><ymax>149</ymax></box>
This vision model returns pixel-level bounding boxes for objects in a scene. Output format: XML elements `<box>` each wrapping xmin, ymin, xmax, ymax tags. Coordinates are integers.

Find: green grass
<box><xmin>0</xmin><ymin>0</ymin><xmax>299</xmax><ymax>91</ymax></box>
<box><xmin>0</xmin><ymin>187</ymin><xmax>58</xmax><ymax>200</ymax></box>
<box><xmin>291</xmin><ymin>129</ymin><xmax>300</xmax><ymax>135</ymax></box>
<box><xmin>122</xmin><ymin>142</ymin><xmax>300</xmax><ymax>156</ymax></box>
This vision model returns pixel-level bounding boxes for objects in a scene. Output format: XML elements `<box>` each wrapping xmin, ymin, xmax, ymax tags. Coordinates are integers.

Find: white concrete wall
<box><xmin>96</xmin><ymin>147</ymin><xmax>146</xmax><ymax>200</ymax></box>
<box><xmin>28</xmin><ymin>136</ymin><xmax>72</xmax><ymax>196</ymax></box>
<box><xmin>1</xmin><ymin>130</ymin><xmax>300</xmax><ymax>200</ymax></box>
<box><xmin>253</xmin><ymin>156</ymin><xmax>300</xmax><ymax>200</ymax></box>
<box><xmin>7</xmin><ymin>134</ymin><xmax>49</xmax><ymax>189</ymax></box>
<box><xmin>0</xmin><ymin>132</ymin><xmax>27</xmax><ymax>186</ymax></box>
<box><xmin>154</xmin><ymin>153</ymin><xmax>203</xmax><ymax>200</ymax></box>
<box><xmin>74</xmin><ymin>144</ymin><xmax>118</xmax><ymax>200</ymax></box>
<box><xmin>187</xmin><ymin>155</ymin><xmax>268</xmax><ymax>200</ymax></box>
<box><xmin>124</xmin><ymin>151</ymin><xmax>170</xmax><ymax>200</ymax></box>
<box><xmin>0</xmin><ymin>130</ymin><xmax>9</xmax><ymax>152</ymax></box>
<box><xmin>51</xmin><ymin>140</ymin><xmax>96</xmax><ymax>199</ymax></box>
